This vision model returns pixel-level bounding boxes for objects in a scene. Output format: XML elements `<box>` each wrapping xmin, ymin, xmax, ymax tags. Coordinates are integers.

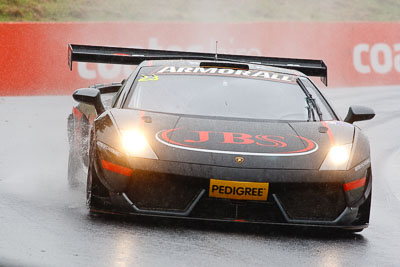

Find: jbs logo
<box><xmin>174</xmin><ymin>130</ymin><xmax>287</xmax><ymax>146</ymax></box>
<box><xmin>156</xmin><ymin>128</ymin><xmax>318</xmax><ymax>156</ymax></box>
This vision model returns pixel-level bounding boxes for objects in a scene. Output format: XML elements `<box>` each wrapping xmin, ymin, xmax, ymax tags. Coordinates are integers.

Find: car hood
<box><xmin>111</xmin><ymin>109</ymin><xmax>355</xmax><ymax>170</ymax></box>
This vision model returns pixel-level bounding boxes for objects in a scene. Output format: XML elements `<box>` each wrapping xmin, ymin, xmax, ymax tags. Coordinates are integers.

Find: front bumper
<box><xmin>93</xmin><ymin>154</ymin><xmax>372</xmax><ymax>229</ymax></box>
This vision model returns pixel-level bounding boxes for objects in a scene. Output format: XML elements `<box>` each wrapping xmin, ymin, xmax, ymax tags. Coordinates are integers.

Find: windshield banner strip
<box><xmin>156</xmin><ymin>66</ymin><xmax>297</xmax><ymax>84</ymax></box>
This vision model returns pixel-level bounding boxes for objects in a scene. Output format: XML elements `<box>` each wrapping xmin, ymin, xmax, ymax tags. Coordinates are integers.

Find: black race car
<box><xmin>67</xmin><ymin>44</ymin><xmax>375</xmax><ymax>231</ymax></box>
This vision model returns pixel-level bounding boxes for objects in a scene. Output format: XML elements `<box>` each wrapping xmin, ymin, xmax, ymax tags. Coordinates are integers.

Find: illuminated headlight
<box><xmin>121</xmin><ymin>130</ymin><xmax>158</xmax><ymax>159</ymax></box>
<box><xmin>319</xmin><ymin>143</ymin><xmax>352</xmax><ymax>171</ymax></box>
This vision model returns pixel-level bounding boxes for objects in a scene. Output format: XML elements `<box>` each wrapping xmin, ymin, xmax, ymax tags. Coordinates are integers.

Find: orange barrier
<box><xmin>0</xmin><ymin>22</ymin><xmax>399</xmax><ymax>96</ymax></box>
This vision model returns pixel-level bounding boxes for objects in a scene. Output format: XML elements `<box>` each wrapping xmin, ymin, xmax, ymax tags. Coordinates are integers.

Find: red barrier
<box><xmin>0</xmin><ymin>22</ymin><xmax>399</xmax><ymax>96</ymax></box>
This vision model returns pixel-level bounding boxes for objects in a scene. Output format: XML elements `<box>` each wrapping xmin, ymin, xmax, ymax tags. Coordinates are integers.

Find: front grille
<box><xmin>125</xmin><ymin>170</ymin><xmax>206</xmax><ymax>211</ymax></box>
<box><xmin>272</xmin><ymin>183</ymin><xmax>346</xmax><ymax>221</ymax></box>
<box><xmin>124</xmin><ymin>171</ymin><xmax>283</xmax><ymax>221</ymax></box>
<box><xmin>125</xmin><ymin>171</ymin><xmax>346</xmax><ymax>223</ymax></box>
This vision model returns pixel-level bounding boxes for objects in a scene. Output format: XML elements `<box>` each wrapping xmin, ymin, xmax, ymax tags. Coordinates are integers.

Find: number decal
<box><xmin>139</xmin><ymin>75</ymin><xmax>159</xmax><ymax>82</ymax></box>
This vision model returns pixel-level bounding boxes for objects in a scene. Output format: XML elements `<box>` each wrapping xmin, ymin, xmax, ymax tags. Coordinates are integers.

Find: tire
<box><xmin>86</xmin><ymin>134</ymin><xmax>110</xmax><ymax>209</ymax></box>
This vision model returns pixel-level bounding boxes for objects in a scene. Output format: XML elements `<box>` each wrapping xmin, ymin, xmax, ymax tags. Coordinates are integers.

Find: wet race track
<box><xmin>1</xmin><ymin>86</ymin><xmax>400</xmax><ymax>266</ymax></box>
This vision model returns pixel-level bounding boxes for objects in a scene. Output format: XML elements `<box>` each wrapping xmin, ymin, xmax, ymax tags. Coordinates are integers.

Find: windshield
<box><xmin>126</xmin><ymin>67</ymin><xmax>331</xmax><ymax>121</ymax></box>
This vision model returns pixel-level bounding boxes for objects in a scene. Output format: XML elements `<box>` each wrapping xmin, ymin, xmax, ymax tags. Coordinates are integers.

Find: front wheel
<box><xmin>86</xmin><ymin>139</ymin><xmax>110</xmax><ymax>209</ymax></box>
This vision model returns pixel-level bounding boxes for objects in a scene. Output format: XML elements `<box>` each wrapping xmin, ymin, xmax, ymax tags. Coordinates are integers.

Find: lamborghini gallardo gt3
<box><xmin>67</xmin><ymin>44</ymin><xmax>375</xmax><ymax>232</ymax></box>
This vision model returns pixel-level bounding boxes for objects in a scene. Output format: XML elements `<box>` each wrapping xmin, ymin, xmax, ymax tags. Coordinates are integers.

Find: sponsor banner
<box><xmin>156</xmin><ymin>66</ymin><xmax>297</xmax><ymax>83</ymax></box>
<box><xmin>209</xmin><ymin>179</ymin><xmax>269</xmax><ymax>201</ymax></box>
<box><xmin>156</xmin><ymin>128</ymin><xmax>318</xmax><ymax>156</ymax></box>
<box><xmin>0</xmin><ymin>22</ymin><xmax>399</xmax><ymax>96</ymax></box>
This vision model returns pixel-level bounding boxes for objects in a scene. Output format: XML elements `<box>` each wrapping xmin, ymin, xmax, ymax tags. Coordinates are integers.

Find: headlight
<box><xmin>319</xmin><ymin>143</ymin><xmax>352</xmax><ymax>171</ymax></box>
<box><xmin>121</xmin><ymin>130</ymin><xmax>158</xmax><ymax>159</ymax></box>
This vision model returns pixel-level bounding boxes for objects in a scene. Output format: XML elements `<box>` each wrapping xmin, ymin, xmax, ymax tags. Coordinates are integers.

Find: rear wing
<box><xmin>68</xmin><ymin>44</ymin><xmax>328</xmax><ymax>86</ymax></box>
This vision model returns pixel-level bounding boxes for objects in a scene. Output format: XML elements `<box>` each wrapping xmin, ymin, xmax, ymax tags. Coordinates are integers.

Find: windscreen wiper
<box><xmin>296</xmin><ymin>78</ymin><xmax>323</xmax><ymax>121</ymax></box>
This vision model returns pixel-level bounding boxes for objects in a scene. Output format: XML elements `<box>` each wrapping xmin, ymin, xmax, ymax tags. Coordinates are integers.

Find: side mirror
<box><xmin>72</xmin><ymin>88</ymin><xmax>105</xmax><ymax>115</ymax></box>
<box><xmin>344</xmin><ymin>105</ymin><xmax>375</xmax><ymax>124</ymax></box>
<box><xmin>97</xmin><ymin>83</ymin><xmax>122</xmax><ymax>94</ymax></box>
